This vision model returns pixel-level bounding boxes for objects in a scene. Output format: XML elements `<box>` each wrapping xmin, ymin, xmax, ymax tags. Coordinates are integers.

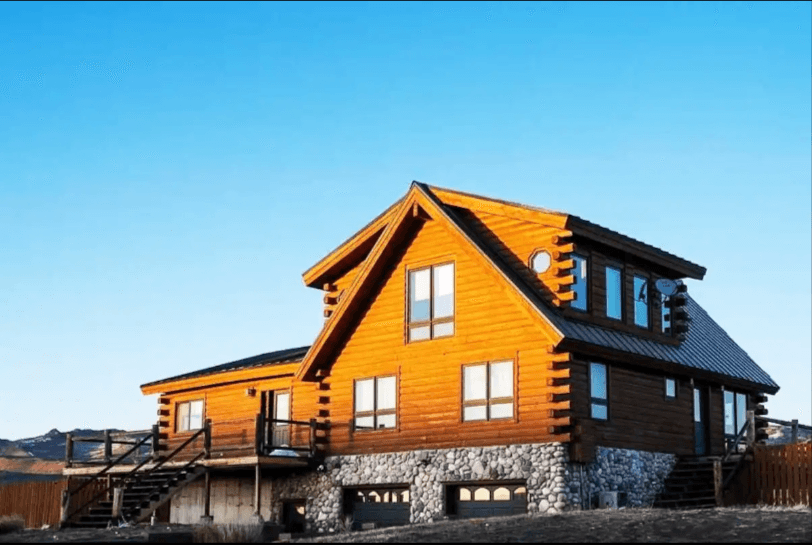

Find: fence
<box><xmin>726</xmin><ymin>443</ymin><xmax>811</xmax><ymax>506</ymax></box>
<box><xmin>0</xmin><ymin>480</ymin><xmax>66</xmax><ymax>528</ymax></box>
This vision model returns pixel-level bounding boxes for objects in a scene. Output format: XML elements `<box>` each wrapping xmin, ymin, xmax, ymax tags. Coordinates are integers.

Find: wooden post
<box><xmin>713</xmin><ymin>459</ymin><xmax>723</xmax><ymax>506</ymax></box>
<box><xmin>747</xmin><ymin>410</ymin><xmax>756</xmax><ymax>447</ymax></box>
<box><xmin>204</xmin><ymin>419</ymin><xmax>212</xmax><ymax>459</ymax></box>
<box><xmin>309</xmin><ymin>419</ymin><xmax>317</xmax><ymax>458</ymax></box>
<box><xmin>65</xmin><ymin>433</ymin><xmax>73</xmax><ymax>468</ymax></box>
<box><xmin>104</xmin><ymin>430</ymin><xmax>112</xmax><ymax>464</ymax></box>
<box><xmin>59</xmin><ymin>478</ymin><xmax>72</xmax><ymax>528</ymax></box>
<box><xmin>152</xmin><ymin>424</ymin><xmax>160</xmax><ymax>462</ymax></box>
<box><xmin>111</xmin><ymin>487</ymin><xmax>124</xmax><ymax>519</ymax></box>
<box><xmin>200</xmin><ymin>468</ymin><xmax>212</xmax><ymax>524</ymax></box>
<box><xmin>254</xmin><ymin>463</ymin><xmax>262</xmax><ymax>517</ymax></box>
<box><xmin>255</xmin><ymin>413</ymin><xmax>265</xmax><ymax>456</ymax></box>
<box><xmin>791</xmin><ymin>419</ymin><xmax>799</xmax><ymax>443</ymax></box>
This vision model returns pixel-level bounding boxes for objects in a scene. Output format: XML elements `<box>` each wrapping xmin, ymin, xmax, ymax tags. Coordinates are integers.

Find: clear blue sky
<box><xmin>1</xmin><ymin>2</ymin><xmax>809</xmax><ymax>440</ymax></box>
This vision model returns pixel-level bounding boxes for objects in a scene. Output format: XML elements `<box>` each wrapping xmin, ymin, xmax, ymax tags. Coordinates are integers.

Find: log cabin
<box><xmin>61</xmin><ymin>182</ymin><xmax>779</xmax><ymax>531</ymax></box>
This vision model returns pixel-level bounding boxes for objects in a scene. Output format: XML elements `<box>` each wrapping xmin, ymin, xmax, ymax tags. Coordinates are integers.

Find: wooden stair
<box><xmin>68</xmin><ymin>465</ymin><xmax>205</xmax><ymax>528</ymax></box>
<box><xmin>653</xmin><ymin>455</ymin><xmax>741</xmax><ymax>509</ymax></box>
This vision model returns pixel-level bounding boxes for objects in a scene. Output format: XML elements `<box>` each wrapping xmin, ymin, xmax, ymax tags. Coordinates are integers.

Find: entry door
<box><xmin>693</xmin><ymin>386</ymin><xmax>709</xmax><ymax>455</ymax></box>
<box><xmin>272</xmin><ymin>390</ymin><xmax>291</xmax><ymax>447</ymax></box>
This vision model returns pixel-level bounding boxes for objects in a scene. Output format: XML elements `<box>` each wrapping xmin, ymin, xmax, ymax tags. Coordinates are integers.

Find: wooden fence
<box><xmin>726</xmin><ymin>443</ymin><xmax>811</xmax><ymax>506</ymax></box>
<box><xmin>0</xmin><ymin>479</ymin><xmax>66</xmax><ymax>528</ymax></box>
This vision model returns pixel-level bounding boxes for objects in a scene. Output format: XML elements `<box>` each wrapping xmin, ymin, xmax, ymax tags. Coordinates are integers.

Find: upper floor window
<box><xmin>590</xmin><ymin>362</ymin><xmax>608</xmax><ymax>420</ymax></box>
<box><xmin>408</xmin><ymin>263</ymin><xmax>454</xmax><ymax>342</ymax></box>
<box><xmin>354</xmin><ymin>376</ymin><xmax>397</xmax><ymax>430</ymax></box>
<box><xmin>177</xmin><ymin>399</ymin><xmax>204</xmax><ymax>432</ymax></box>
<box><xmin>570</xmin><ymin>254</ymin><xmax>588</xmax><ymax>311</ymax></box>
<box><xmin>462</xmin><ymin>361</ymin><xmax>514</xmax><ymax>421</ymax></box>
<box><xmin>633</xmin><ymin>275</ymin><xmax>649</xmax><ymax>328</ymax></box>
<box><xmin>605</xmin><ymin>266</ymin><xmax>622</xmax><ymax>320</ymax></box>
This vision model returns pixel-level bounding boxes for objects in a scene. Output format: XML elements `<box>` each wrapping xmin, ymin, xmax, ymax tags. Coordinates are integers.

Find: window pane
<box><xmin>661</xmin><ymin>294</ymin><xmax>671</xmax><ymax>333</ymax></box>
<box><xmin>274</xmin><ymin>393</ymin><xmax>290</xmax><ymax>421</ymax></box>
<box><xmin>409</xmin><ymin>325</ymin><xmax>430</xmax><ymax>342</ymax></box>
<box><xmin>634</xmin><ymin>276</ymin><xmax>649</xmax><ymax>327</ymax></box>
<box><xmin>490</xmin><ymin>403</ymin><xmax>513</xmax><ymax>419</ymax></box>
<box><xmin>377</xmin><ymin>414</ymin><xmax>396</xmax><ymax>429</ymax></box>
<box><xmin>694</xmin><ymin>388</ymin><xmax>701</xmax><ymax>423</ymax></box>
<box><xmin>591</xmin><ymin>403</ymin><xmax>608</xmax><ymax>420</ymax></box>
<box><xmin>474</xmin><ymin>488</ymin><xmax>490</xmax><ymax>501</ymax></box>
<box><xmin>489</xmin><ymin>361</ymin><xmax>513</xmax><ymax>399</ymax></box>
<box><xmin>665</xmin><ymin>379</ymin><xmax>676</xmax><ymax>398</ymax></box>
<box><xmin>605</xmin><ymin>267</ymin><xmax>622</xmax><ymax>320</ymax></box>
<box><xmin>463</xmin><ymin>365</ymin><xmax>487</xmax><ymax>401</ymax></box>
<box><xmin>409</xmin><ymin>269</ymin><xmax>430</xmax><ymax>322</ymax></box>
<box><xmin>459</xmin><ymin>488</ymin><xmax>471</xmax><ymax>501</ymax></box>
<box><xmin>432</xmin><ymin>321</ymin><xmax>454</xmax><ymax>338</ymax></box>
<box><xmin>531</xmin><ymin>251</ymin><xmax>551</xmax><ymax>273</ymax></box>
<box><xmin>355</xmin><ymin>416</ymin><xmax>374</xmax><ymax>430</ymax></box>
<box><xmin>590</xmin><ymin>363</ymin><xmax>607</xmax><ymax>400</ymax></box>
<box><xmin>433</xmin><ymin>264</ymin><xmax>454</xmax><ymax>318</ymax></box>
<box><xmin>571</xmin><ymin>255</ymin><xmax>588</xmax><ymax>311</ymax></box>
<box><xmin>377</xmin><ymin>377</ymin><xmax>396</xmax><ymax>411</ymax></box>
<box><xmin>724</xmin><ymin>391</ymin><xmax>735</xmax><ymax>435</ymax></box>
<box><xmin>736</xmin><ymin>393</ymin><xmax>747</xmax><ymax>434</ymax></box>
<box><xmin>177</xmin><ymin>402</ymin><xmax>190</xmax><ymax>431</ymax></box>
<box><xmin>463</xmin><ymin>405</ymin><xmax>487</xmax><ymax>421</ymax></box>
<box><xmin>189</xmin><ymin>400</ymin><xmax>204</xmax><ymax>430</ymax></box>
<box><xmin>355</xmin><ymin>379</ymin><xmax>375</xmax><ymax>413</ymax></box>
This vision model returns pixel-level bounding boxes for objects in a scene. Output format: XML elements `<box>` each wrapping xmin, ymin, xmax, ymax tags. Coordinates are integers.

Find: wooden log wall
<box><xmin>316</xmin><ymin>216</ymin><xmax>571</xmax><ymax>456</ymax></box>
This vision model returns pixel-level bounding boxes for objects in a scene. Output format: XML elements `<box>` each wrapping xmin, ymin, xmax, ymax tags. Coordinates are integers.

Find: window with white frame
<box><xmin>724</xmin><ymin>390</ymin><xmax>749</xmax><ymax>436</ymax></box>
<box><xmin>354</xmin><ymin>376</ymin><xmax>397</xmax><ymax>430</ymax></box>
<box><xmin>462</xmin><ymin>361</ymin><xmax>514</xmax><ymax>421</ymax></box>
<box><xmin>176</xmin><ymin>400</ymin><xmax>204</xmax><ymax>432</ymax></box>
<box><xmin>407</xmin><ymin>263</ymin><xmax>454</xmax><ymax>342</ymax></box>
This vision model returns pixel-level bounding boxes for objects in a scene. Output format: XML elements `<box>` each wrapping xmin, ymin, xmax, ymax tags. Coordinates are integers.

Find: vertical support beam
<box><xmin>200</xmin><ymin>468</ymin><xmax>212</xmax><ymax>524</ymax></box>
<box><xmin>106</xmin><ymin>474</ymin><xmax>113</xmax><ymax>501</ymax></box>
<box><xmin>152</xmin><ymin>424</ymin><xmax>160</xmax><ymax>462</ymax></box>
<box><xmin>59</xmin><ymin>477</ymin><xmax>72</xmax><ymax>528</ymax></box>
<box><xmin>111</xmin><ymin>487</ymin><xmax>124</xmax><ymax>519</ymax></box>
<box><xmin>747</xmin><ymin>410</ymin><xmax>756</xmax><ymax>447</ymax></box>
<box><xmin>204</xmin><ymin>419</ymin><xmax>212</xmax><ymax>459</ymax></box>
<box><xmin>104</xmin><ymin>430</ymin><xmax>112</xmax><ymax>464</ymax></box>
<box><xmin>65</xmin><ymin>433</ymin><xmax>73</xmax><ymax>468</ymax></box>
<box><xmin>309</xmin><ymin>419</ymin><xmax>317</xmax><ymax>458</ymax></box>
<box><xmin>791</xmin><ymin>419</ymin><xmax>799</xmax><ymax>444</ymax></box>
<box><xmin>255</xmin><ymin>412</ymin><xmax>264</xmax><ymax>456</ymax></box>
<box><xmin>254</xmin><ymin>463</ymin><xmax>262</xmax><ymax>518</ymax></box>
<box><xmin>713</xmin><ymin>459</ymin><xmax>723</xmax><ymax>506</ymax></box>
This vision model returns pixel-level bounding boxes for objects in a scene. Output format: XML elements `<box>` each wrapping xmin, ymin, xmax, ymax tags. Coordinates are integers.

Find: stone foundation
<box><xmin>268</xmin><ymin>443</ymin><xmax>676</xmax><ymax>533</ymax></box>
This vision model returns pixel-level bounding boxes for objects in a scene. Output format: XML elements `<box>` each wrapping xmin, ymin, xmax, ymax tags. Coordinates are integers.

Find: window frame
<box><xmin>604</xmin><ymin>264</ymin><xmax>623</xmax><ymax>321</ymax></box>
<box><xmin>461</xmin><ymin>360</ymin><xmax>516</xmax><ymax>423</ymax></box>
<box><xmin>353</xmin><ymin>375</ymin><xmax>398</xmax><ymax>432</ymax></box>
<box><xmin>406</xmin><ymin>261</ymin><xmax>455</xmax><ymax>343</ymax></box>
<box><xmin>569</xmin><ymin>253</ymin><xmax>589</xmax><ymax>312</ymax></box>
<box><xmin>632</xmin><ymin>274</ymin><xmax>650</xmax><ymax>329</ymax></box>
<box><xmin>589</xmin><ymin>362</ymin><xmax>609</xmax><ymax>421</ymax></box>
<box><xmin>664</xmin><ymin>377</ymin><xmax>677</xmax><ymax>400</ymax></box>
<box><xmin>175</xmin><ymin>399</ymin><xmax>205</xmax><ymax>433</ymax></box>
<box><xmin>723</xmin><ymin>388</ymin><xmax>749</xmax><ymax>437</ymax></box>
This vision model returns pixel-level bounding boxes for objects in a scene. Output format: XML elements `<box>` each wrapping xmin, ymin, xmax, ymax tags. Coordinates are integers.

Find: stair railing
<box><xmin>61</xmin><ymin>433</ymin><xmax>153</xmax><ymax>526</ymax></box>
<box><xmin>131</xmin><ymin>421</ymin><xmax>210</xmax><ymax>485</ymax></box>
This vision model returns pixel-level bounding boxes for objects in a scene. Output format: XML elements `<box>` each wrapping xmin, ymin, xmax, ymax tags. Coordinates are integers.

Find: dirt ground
<box><xmin>0</xmin><ymin>506</ymin><xmax>809</xmax><ymax>543</ymax></box>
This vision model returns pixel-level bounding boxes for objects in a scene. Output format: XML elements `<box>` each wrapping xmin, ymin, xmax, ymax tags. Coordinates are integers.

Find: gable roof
<box><xmin>140</xmin><ymin>346</ymin><xmax>309</xmax><ymax>391</ymax></box>
<box><xmin>297</xmin><ymin>182</ymin><xmax>777</xmax><ymax>394</ymax></box>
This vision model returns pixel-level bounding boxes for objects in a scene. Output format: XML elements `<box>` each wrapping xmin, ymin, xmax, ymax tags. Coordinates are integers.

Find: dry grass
<box><xmin>0</xmin><ymin>515</ymin><xmax>25</xmax><ymax>535</ymax></box>
<box><xmin>192</xmin><ymin>522</ymin><xmax>264</xmax><ymax>543</ymax></box>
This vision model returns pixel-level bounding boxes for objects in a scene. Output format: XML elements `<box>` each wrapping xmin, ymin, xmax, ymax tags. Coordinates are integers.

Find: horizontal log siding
<box><xmin>570</xmin><ymin>358</ymin><xmax>728</xmax><ymax>461</ymax></box>
<box><xmin>320</xmin><ymin>217</ymin><xmax>568</xmax><ymax>456</ymax></box>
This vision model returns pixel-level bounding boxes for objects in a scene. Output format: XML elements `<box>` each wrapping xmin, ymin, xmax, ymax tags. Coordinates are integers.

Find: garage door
<box><xmin>346</xmin><ymin>487</ymin><xmax>411</xmax><ymax>529</ymax></box>
<box><xmin>448</xmin><ymin>483</ymin><xmax>527</xmax><ymax>519</ymax></box>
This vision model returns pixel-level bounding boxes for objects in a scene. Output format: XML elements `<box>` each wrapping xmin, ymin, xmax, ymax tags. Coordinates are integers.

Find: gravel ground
<box><xmin>0</xmin><ymin>506</ymin><xmax>809</xmax><ymax>543</ymax></box>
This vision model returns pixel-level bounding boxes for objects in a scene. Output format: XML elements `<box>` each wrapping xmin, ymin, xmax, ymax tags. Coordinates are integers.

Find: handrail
<box><xmin>756</xmin><ymin>416</ymin><xmax>812</xmax><ymax>430</ymax></box>
<box><xmin>121</xmin><ymin>451</ymin><xmax>206</xmax><ymax>522</ymax></box>
<box><xmin>724</xmin><ymin>420</ymin><xmax>750</xmax><ymax>462</ymax></box>
<box><xmin>64</xmin><ymin>433</ymin><xmax>153</xmax><ymax>521</ymax></box>
<box><xmin>134</xmin><ymin>423</ymin><xmax>208</xmax><ymax>484</ymax></box>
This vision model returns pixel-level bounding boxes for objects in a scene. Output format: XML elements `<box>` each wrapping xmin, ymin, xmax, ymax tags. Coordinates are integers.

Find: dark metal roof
<box><xmin>141</xmin><ymin>346</ymin><xmax>310</xmax><ymax>390</ymax></box>
<box><xmin>548</xmin><ymin>296</ymin><xmax>779</xmax><ymax>392</ymax></box>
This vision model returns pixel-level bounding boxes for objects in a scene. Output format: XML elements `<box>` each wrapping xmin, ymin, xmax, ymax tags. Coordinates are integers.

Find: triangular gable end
<box><xmin>296</xmin><ymin>182</ymin><xmax>567</xmax><ymax>382</ymax></box>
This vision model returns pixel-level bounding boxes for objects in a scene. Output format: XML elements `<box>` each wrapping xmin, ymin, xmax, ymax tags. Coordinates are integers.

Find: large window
<box><xmin>354</xmin><ymin>376</ymin><xmax>397</xmax><ymax>430</ymax></box>
<box><xmin>605</xmin><ymin>266</ymin><xmax>622</xmax><ymax>320</ymax></box>
<box><xmin>570</xmin><ymin>254</ymin><xmax>589</xmax><ymax>311</ymax></box>
<box><xmin>176</xmin><ymin>400</ymin><xmax>204</xmax><ymax>432</ymax></box>
<box><xmin>462</xmin><ymin>361</ymin><xmax>514</xmax><ymax>421</ymax></box>
<box><xmin>724</xmin><ymin>390</ymin><xmax>749</xmax><ymax>436</ymax></box>
<box><xmin>633</xmin><ymin>275</ymin><xmax>649</xmax><ymax>328</ymax></box>
<box><xmin>408</xmin><ymin>262</ymin><xmax>454</xmax><ymax>342</ymax></box>
<box><xmin>590</xmin><ymin>363</ymin><xmax>608</xmax><ymax>420</ymax></box>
